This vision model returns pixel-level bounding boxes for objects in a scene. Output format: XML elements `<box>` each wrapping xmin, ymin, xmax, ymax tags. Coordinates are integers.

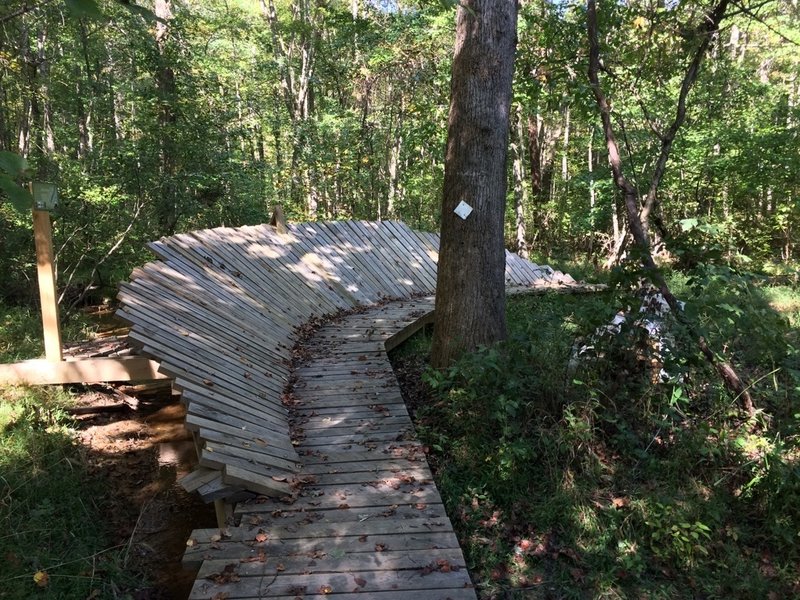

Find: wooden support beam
<box><xmin>33</xmin><ymin>208</ymin><xmax>62</xmax><ymax>362</ymax></box>
<box><xmin>0</xmin><ymin>357</ymin><xmax>169</xmax><ymax>386</ymax></box>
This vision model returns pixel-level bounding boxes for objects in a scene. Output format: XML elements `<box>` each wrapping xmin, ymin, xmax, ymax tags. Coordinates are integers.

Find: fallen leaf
<box><xmin>207</xmin><ymin>563</ymin><xmax>240</xmax><ymax>584</ymax></box>
<box><xmin>186</xmin><ymin>538</ymin><xmax>196</xmax><ymax>547</ymax></box>
<box><xmin>276</xmin><ymin>563</ymin><xmax>285</xmax><ymax>572</ymax></box>
<box><xmin>211</xmin><ymin>593</ymin><xmax>230</xmax><ymax>600</ymax></box>
<box><xmin>33</xmin><ymin>571</ymin><xmax>49</xmax><ymax>588</ymax></box>
<box><xmin>354</xmin><ymin>575</ymin><xmax>367</xmax><ymax>587</ymax></box>
<box><xmin>375</xmin><ymin>543</ymin><xmax>387</xmax><ymax>552</ymax></box>
<box><xmin>338</xmin><ymin>503</ymin><xmax>350</xmax><ymax>509</ymax></box>
<box><xmin>358</xmin><ymin>535</ymin><xmax>368</xmax><ymax>542</ymax></box>
<box><xmin>240</xmin><ymin>549</ymin><xmax>267</xmax><ymax>563</ymax></box>
<box><xmin>254</xmin><ymin>531</ymin><xmax>268</xmax><ymax>543</ymax></box>
<box><xmin>319</xmin><ymin>584</ymin><xmax>333</xmax><ymax>594</ymax></box>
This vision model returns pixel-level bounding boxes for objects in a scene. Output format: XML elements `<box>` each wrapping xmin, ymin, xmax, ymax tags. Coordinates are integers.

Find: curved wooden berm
<box><xmin>117</xmin><ymin>220</ymin><xmax>574</xmax><ymax>503</ymax></box>
<box><xmin>118</xmin><ymin>220</ymin><xmax>587</xmax><ymax>598</ymax></box>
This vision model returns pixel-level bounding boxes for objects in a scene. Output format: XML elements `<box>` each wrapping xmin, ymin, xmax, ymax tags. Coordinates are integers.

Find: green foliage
<box><xmin>0</xmin><ymin>301</ymin><xmax>97</xmax><ymax>362</ymax></box>
<box><xmin>412</xmin><ymin>275</ymin><xmax>800</xmax><ymax>597</ymax></box>
<box><xmin>0</xmin><ymin>151</ymin><xmax>33</xmax><ymax>212</ymax></box>
<box><xmin>0</xmin><ymin>387</ymin><xmax>134</xmax><ymax>598</ymax></box>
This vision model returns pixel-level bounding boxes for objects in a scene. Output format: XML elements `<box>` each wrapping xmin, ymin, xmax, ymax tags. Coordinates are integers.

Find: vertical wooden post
<box><xmin>32</xmin><ymin>208</ymin><xmax>62</xmax><ymax>362</ymax></box>
<box><xmin>270</xmin><ymin>204</ymin><xmax>288</xmax><ymax>234</ymax></box>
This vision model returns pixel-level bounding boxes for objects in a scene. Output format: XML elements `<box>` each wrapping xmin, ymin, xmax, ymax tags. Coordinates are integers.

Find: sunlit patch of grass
<box><xmin>762</xmin><ymin>285</ymin><xmax>800</xmax><ymax>327</ymax></box>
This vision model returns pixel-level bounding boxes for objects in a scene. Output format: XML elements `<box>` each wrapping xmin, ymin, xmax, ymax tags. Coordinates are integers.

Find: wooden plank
<box><xmin>0</xmin><ymin>356</ymin><xmax>167</xmax><ymax>386</ymax></box>
<box><xmin>364</xmin><ymin>220</ymin><xmax>433</xmax><ymax>295</ymax></box>
<box><xmin>183</xmin><ymin>530</ymin><xmax>461</xmax><ymax>567</ymax></box>
<box><xmin>326</xmin><ymin>221</ymin><xmax>406</xmax><ymax>299</ymax></box>
<box><xmin>244</xmin><ymin>225</ymin><xmax>356</xmax><ymax>313</ymax></box>
<box><xmin>196</xmin><ymin>548</ymin><xmax>467</xmax><ymax>578</ymax></box>
<box><xmin>190</xmin><ymin>565</ymin><xmax>472</xmax><ymax>598</ymax></box>
<box><xmin>179</xmin><ymin>467</ymin><xmax>220</xmax><ymax>493</ymax></box>
<box><xmin>282</xmin><ymin>224</ymin><xmax>373</xmax><ymax>307</ymax></box>
<box><xmin>203</xmin><ymin>226</ymin><xmax>341</xmax><ymax>318</ymax></box>
<box><xmin>289</xmin><ymin>223</ymin><xmax>377</xmax><ymax>306</ymax></box>
<box><xmin>200</xmin><ymin>434</ymin><xmax>298</xmax><ymax>471</ymax></box>
<box><xmin>311</xmin><ymin>222</ymin><xmax>388</xmax><ymax>301</ymax></box>
<box><xmin>194</xmin><ymin>588</ymin><xmax>475</xmax><ymax>600</ymax></box>
<box><xmin>383</xmin><ymin>221</ymin><xmax>439</xmax><ymax>291</ymax></box>
<box><xmin>234</xmin><ymin>500</ymin><xmax>447</xmax><ymax>524</ymax></box>
<box><xmin>187</xmin><ymin>228</ymin><xmax>320</xmax><ymax>321</ymax></box>
<box><xmin>151</xmin><ymin>237</ymin><xmax>301</xmax><ymax>332</ymax></box>
<box><xmin>117</xmin><ymin>287</ymin><xmax>292</xmax><ymax>371</ymax></box>
<box><xmin>371</xmin><ymin>221</ymin><xmax>433</xmax><ymax>294</ymax></box>
<box><xmin>342</xmin><ymin>221</ymin><xmax>413</xmax><ymax>298</ymax></box>
<box><xmin>223</xmin><ymin>463</ymin><xmax>293</xmax><ymax>497</ymax></box>
<box><xmin>197</xmin><ymin>427</ymin><xmax>299</xmax><ymax>460</ymax></box>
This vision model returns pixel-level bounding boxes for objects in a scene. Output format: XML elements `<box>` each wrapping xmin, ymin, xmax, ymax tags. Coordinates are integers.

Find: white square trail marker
<box><xmin>454</xmin><ymin>200</ymin><xmax>473</xmax><ymax>220</ymax></box>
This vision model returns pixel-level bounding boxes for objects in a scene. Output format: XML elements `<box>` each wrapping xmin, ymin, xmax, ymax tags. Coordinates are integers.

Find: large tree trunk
<box><xmin>430</xmin><ymin>0</ymin><xmax>517</xmax><ymax>369</ymax></box>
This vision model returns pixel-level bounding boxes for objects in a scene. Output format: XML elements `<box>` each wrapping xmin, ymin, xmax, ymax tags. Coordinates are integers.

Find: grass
<box><xmin>0</xmin><ymin>386</ymin><xmax>137</xmax><ymax>598</ymax></box>
<box><xmin>396</xmin><ymin>267</ymin><xmax>800</xmax><ymax>599</ymax></box>
<box><xmin>0</xmin><ymin>302</ymin><xmax>137</xmax><ymax>598</ymax></box>
<box><xmin>1</xmin><ymin>301</ymin><xmax>97</xmax><ymax>362</ymax></box>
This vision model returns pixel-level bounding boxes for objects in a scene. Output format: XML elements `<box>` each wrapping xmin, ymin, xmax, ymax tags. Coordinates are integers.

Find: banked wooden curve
<box><xmin>117</xmin><ymin>220</ymin><xmax>575</xmax><ymax>503</ymax></box>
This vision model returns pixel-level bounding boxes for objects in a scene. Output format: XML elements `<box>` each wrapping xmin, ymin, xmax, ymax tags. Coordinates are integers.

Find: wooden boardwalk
<box><xmin>183</xmin><ymin>298</ymin><xmax>478</xmax><ymax>599</ymax></box>
<box><xmin>116</xmin><ymin>220</ymin><xmax>586</xmax><ymax>598</ymax></box>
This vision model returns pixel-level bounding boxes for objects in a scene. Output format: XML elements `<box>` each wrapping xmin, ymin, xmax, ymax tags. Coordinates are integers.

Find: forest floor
<box><xmin>389</xmin><ymin>281</ymin><xmax>800</xmax><ymax>599</ymax></box>
<box><xmin>70</xmin><ymin>388</ymin><xmax>215</xmax><ymax>599</ymax></box>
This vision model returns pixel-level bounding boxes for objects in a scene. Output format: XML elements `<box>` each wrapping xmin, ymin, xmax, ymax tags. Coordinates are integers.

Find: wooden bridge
<box><xmin>117</xmin><ymin>220</ymin><xmax>579</xmax><ymax>599</ymax></box>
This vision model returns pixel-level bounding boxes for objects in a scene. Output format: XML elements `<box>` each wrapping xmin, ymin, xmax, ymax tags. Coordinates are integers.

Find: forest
<box><xmin>1</xmin><ymin>0</ymin><xmax>799</xmax><ymax>598</ymax></box>
<box><xmin>0</xmin><ymin>0</ymin><xmax>797</xmax><ymax>305</ymax></box>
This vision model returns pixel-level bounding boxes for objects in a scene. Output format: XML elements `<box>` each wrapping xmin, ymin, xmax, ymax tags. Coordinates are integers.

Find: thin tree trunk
<box><xmin>587</xmin><ymin>0</ymin><xmax>753</xmax><ymax>417</ymax></box>
<box><xmin>512</xmin><ymin>105</ymin><xmax>528</xmax><ymax>258</ymax></box>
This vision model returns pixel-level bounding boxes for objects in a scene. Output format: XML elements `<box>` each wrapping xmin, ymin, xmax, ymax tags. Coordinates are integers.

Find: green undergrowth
<box><xmin>1</xmin><ymin>300</ymin><xmax>97</xmax><ymax>362</ymax></box>
<box><xmin>0</xmin><ymin>386</ymin><xmax>134</xmax><ymax>598</ymax></box>
<box><xmin>398</xmin><ymin>269</ymin><xmax>800</xmax><ymax>599</ymax></box>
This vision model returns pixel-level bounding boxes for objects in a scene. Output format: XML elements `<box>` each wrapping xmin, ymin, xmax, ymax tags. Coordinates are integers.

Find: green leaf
<box><xmin>679</xmin><ymin>218</ymin><xmax>699</xmax><ymax>232</ymax></box>
<box><xmin>64</xmin><ymin>0</ymin><xmax>104</xmax><ymax>19</ymax></box>
<box><xmin>0</xmin><ymin>151</ymin><xmax>28</xmax><ymax>177</ymax></box>
<box><xmin>0</xmin><ymin>175</ymin><xmax>33</xmax><ymax>212</ymax></box>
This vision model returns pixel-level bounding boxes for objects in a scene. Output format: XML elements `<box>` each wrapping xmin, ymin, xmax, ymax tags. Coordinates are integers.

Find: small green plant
<box><xmin>645</xmin><ymin>502</ymin><xmax>712</xmax><ymax>567</ymax></box>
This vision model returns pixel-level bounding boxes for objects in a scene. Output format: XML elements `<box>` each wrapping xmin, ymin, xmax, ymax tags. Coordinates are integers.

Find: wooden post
<box><xmin>32</xmin><ymin>208</ymin><xmax>63</xmax><ymax>362</ymax></box>
<box><xmin>270</xmin><ymin>204</ymin><xmax>288</xmax><ymax>234</ymax></box>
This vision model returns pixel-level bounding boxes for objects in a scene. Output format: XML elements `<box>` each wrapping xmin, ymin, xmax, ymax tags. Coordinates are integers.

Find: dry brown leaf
<box><xmin>33</xmin><ymin>571</ymin><xmax>49</xmax><ymax>588</ymax></box>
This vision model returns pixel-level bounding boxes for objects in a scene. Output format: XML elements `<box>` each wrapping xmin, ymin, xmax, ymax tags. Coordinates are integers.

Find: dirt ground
<box><xmin>71</xmin><ymin>387</ymin><xmax>216</xmax><ymax>599</ymax></box>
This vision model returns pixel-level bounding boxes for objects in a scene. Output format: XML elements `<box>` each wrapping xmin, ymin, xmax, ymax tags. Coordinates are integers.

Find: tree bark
<box><xmin>430</xmin><ymin>0</ymin><xmax>517</xmax><ymax>369</ymax></box>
